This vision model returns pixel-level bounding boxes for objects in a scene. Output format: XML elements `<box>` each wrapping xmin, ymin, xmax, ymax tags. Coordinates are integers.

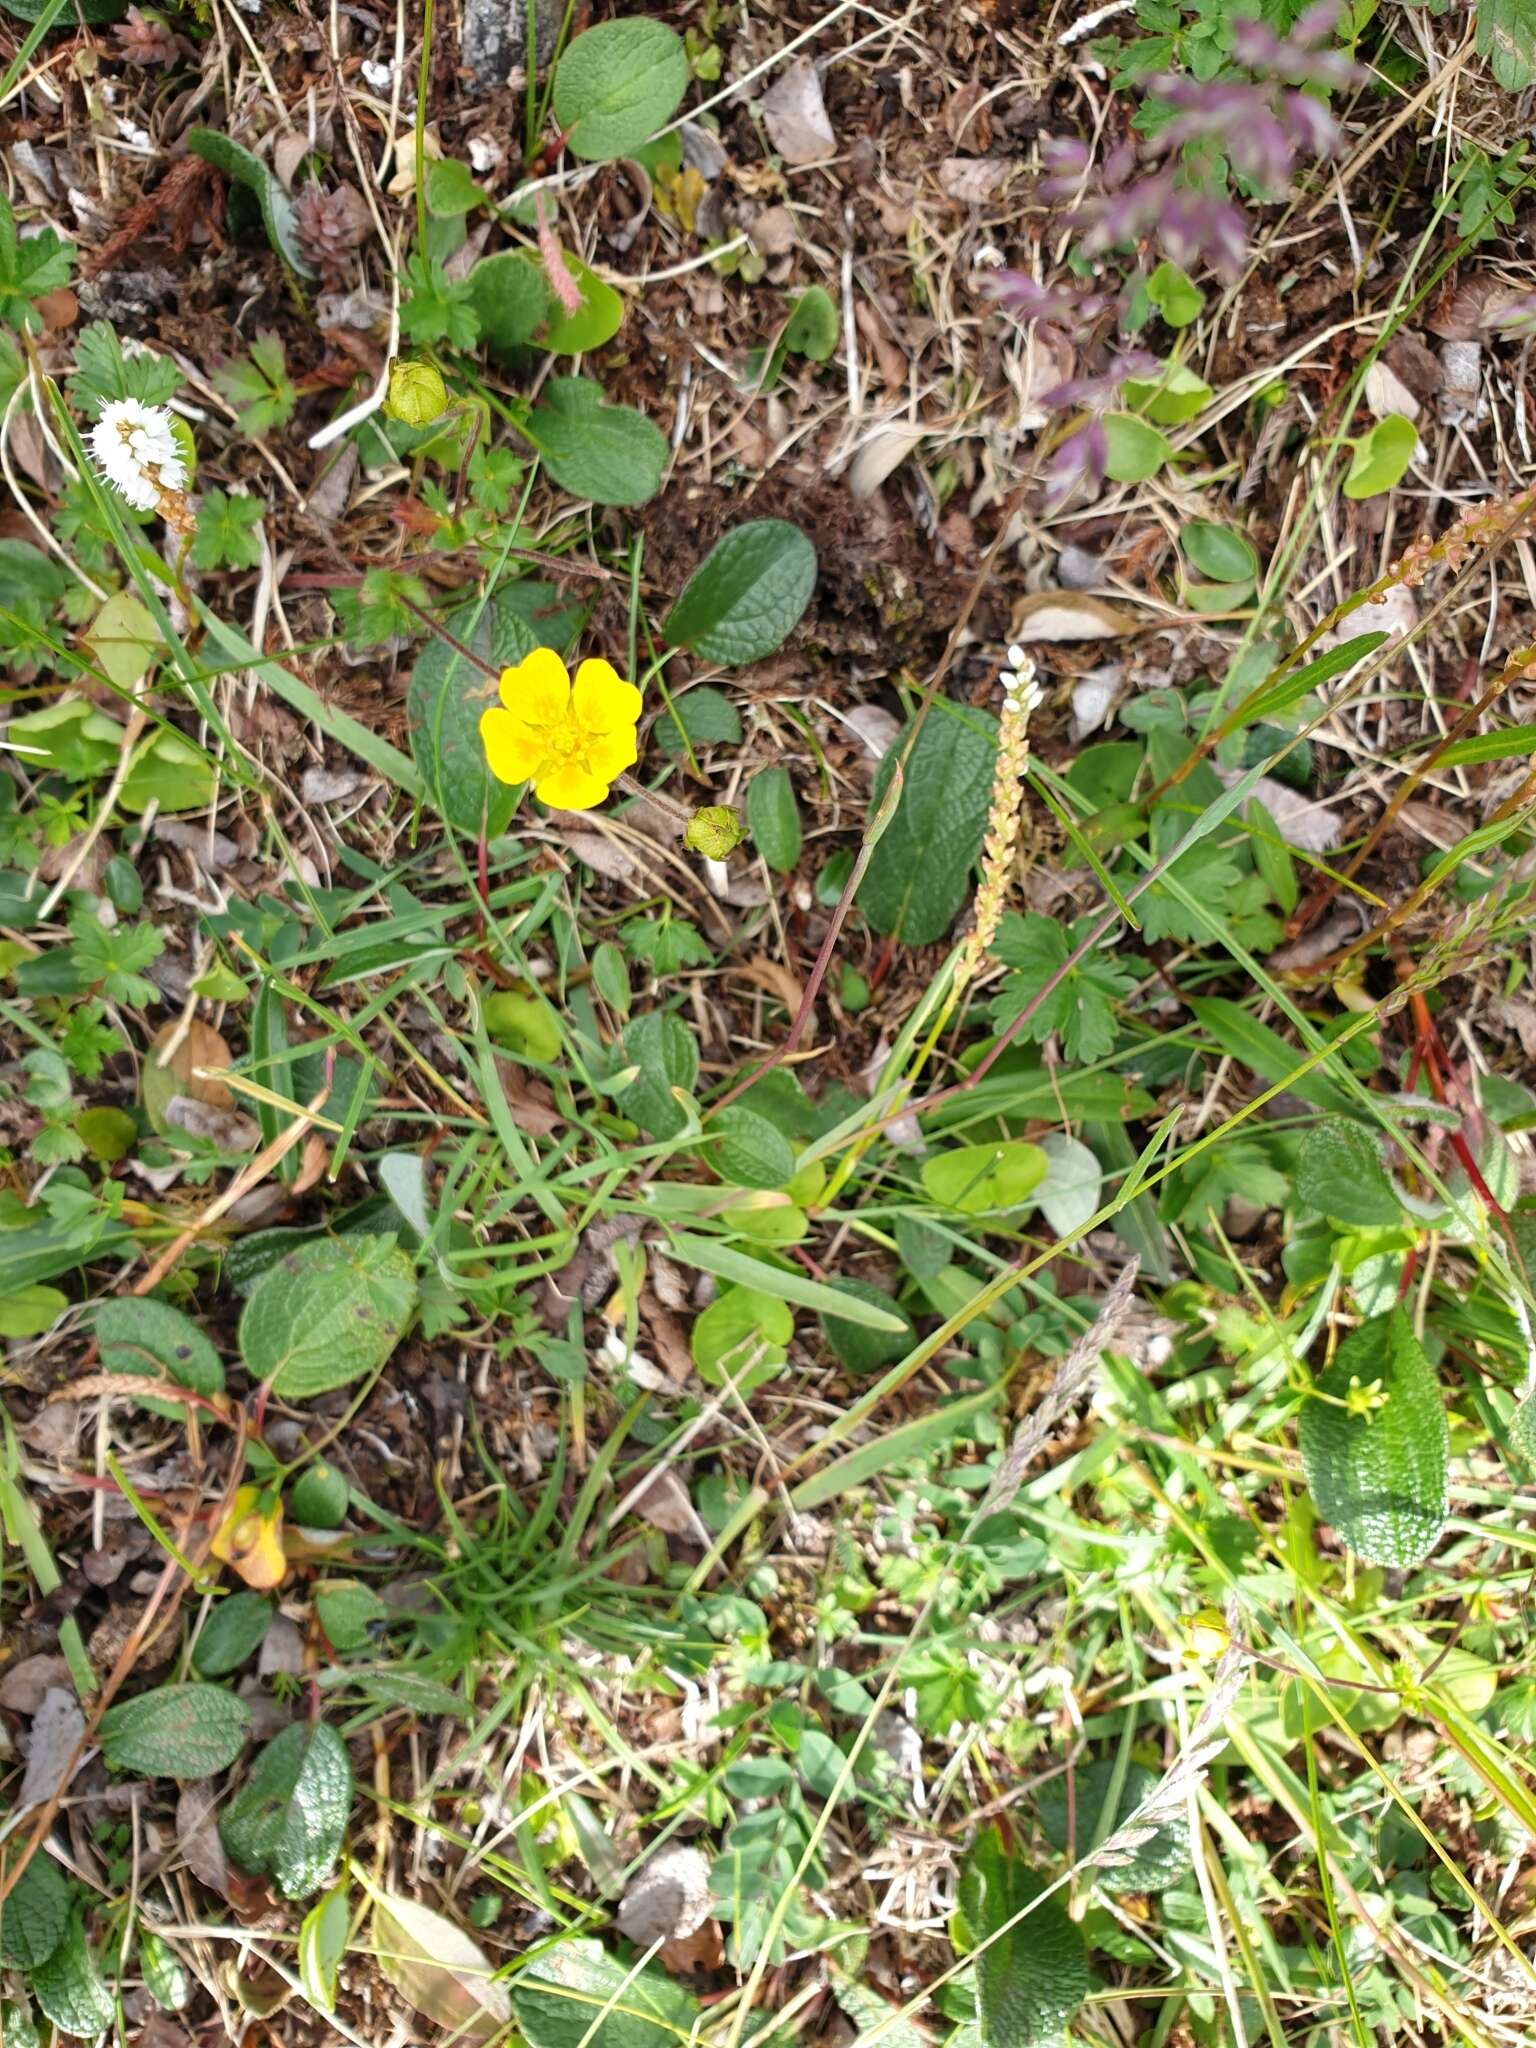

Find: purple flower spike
<box><xmin>1043</xmin><ymin>418</ymin><xmax>1108</xmax><ymax>505</ymax></box>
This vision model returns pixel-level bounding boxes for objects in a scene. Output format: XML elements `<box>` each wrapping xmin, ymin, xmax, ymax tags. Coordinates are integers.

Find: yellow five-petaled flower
<box><xmin>480</xmin><ymin>648</ymin><xmax>641</xmax><ymax>812</ymax></box>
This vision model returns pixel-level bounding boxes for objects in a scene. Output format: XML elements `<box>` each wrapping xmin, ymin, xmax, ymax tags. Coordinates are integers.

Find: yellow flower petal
<box><xmin>582</xmin><ymin>723</ymin><xmax>639</xmax><ymax>784</ymax></box>
<box><xmin>210</xmin><ymin>1486</ymin><xmax>288</xmax><ymax>1591</ymax></box>
<box><xmin>572</xmin><ymin>657</ymin><xmax>642</xmax><ymax>733</ymax></box>
<box><xmin>481</xmin><ymin>707</ymin><xmax>544</xmax><ymax>787</ymax></box>
<box><xmin>498</xmin><ymin>647</ymin><xmax>570</xmax><ymax>723</ymax></box>
<box><xmin>535</xmin><ymin>762</ymin><xmax>610</xmax><ymax>811</ymax></box>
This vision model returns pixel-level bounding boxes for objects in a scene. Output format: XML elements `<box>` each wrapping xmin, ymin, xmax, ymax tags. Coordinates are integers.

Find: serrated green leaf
<box><xmin>220</xmin><ymin>1722</ymin><xmax>352</xmax><ymax>1900</ymax></box>
<box><xmin>746</xmin><ymin>763</ymin><xmax>802</xmax><ymax>871</ymax></box>
<box><xmin>654</xmin><ymin>684</ymin><xmax>742</xmax><ymax>757</ymax></box>
<box><xmin>703</xmin><ymin>1105</ymin><xmax>795</xmax><ymax>1189</ymax></box>
<box><xmin>0</xmin><ymin>1853</ymin><xmax>69</xmax><ymax>1970</ymax></box>
<box><xmin>858</xmin><ymin>698</ymin><xmax>998</xmax><ymax>944</ymax></box>
<box><xmin>663</xmin><ymin>520</ymin><xmax>816</xmax><ymax>667</ymax></box>
<box><xmin>1300</xmin><ymin>1310</ymin><xmax>1449</xmax><ymax>1567</ymax></box>
<box><xmin>522</xmin><ymin>376</ymin><xmax>667</xmax><ymax>506</ymax></box>
<box><xmin>552</xmin><ymin>20</ymin><xmax>689</xmax><ymax>162</ymax></box>
<box><xmin>92</xmin><ymin>1296</ymin><xmax>223</xmax><ymax>1420</ymax></box>
<box><xmin>1478</xmin><ymin>0</ymin><xmax>1536</xmax><ymax>85</ymax></box>
<box><xmin>99</xmin><ymin>1683</ymin><xmax>251</xmax><ymax>1779</ymax></box>
<box><xmin>510</xmin><ymin>1935</ymin><xmax>700</xmax><ymax>2048</ymax></box>
<box><xmin>618</xmin><ymin>1011</ymin><xmax>698</xmax><ymax>1139</ymax></box>
<box><xmin>0</xmin><ymin>192</ymin><xmax>72</xmax><ymax>331</ymax></box>
<box><xmin>192</xmin><ymin>1592</ymin><xmax>274</xmax><ymax>1677</ymax></box>
<box><xmin>407</xmin><ymin>586</ymin><xmax>539</xmax><ymax>836</ymax></box>
<box><xmin>1296</xmin><ymin>1119</ymin><xmax>1403</xmax><ymax>1226</ymax></box>
<box><xmin>238</xmin><ymin>1234</ymin><xmax>417</xmax><ymax>1399</ymax></box>
<box><xmin>314</xmin><ymin>1582</ymin><xmax>387</xmax><ymax>1654</ymax></box>
<box><xmin>30</xmin><ymin>1912</ymin><xmax>115</xmax><ymax>2040</ymax></box>
<box><xmin>66</xmin><ymin>320</ymin><xmax>180</xmax><ymax>419</ymax></box>
<box><xmin>466</xmin><ymin>249</ymin><xmax>551</xmax><ymax>354</ymax></box>
<box><xmin>959</xmin><ymin>1828</ymin><xmax>1093</xmax><ymax>2048</ymax></box>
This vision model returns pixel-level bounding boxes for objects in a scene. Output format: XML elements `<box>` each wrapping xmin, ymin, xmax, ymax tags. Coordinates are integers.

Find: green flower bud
<box><xmin>385</xmin><ymin>358</ymin><xmax>450</xmax><ymax>426</ymax></box>
<box><xmin>684</xmin><ymin>804</ymin><xmax>746</xmax><ymax>859</ymax></box>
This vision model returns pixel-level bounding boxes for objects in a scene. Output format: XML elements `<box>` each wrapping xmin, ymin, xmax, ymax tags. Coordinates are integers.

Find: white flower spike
<box><xmin>89</xmin><ymin>398</ymin><xmax>188</xmax><ymax>514</ymax></box>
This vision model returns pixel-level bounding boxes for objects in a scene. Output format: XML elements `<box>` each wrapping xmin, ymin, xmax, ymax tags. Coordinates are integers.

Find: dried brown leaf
<box><xmin>762</xmin><ymin>58</ymin><xmax>835</xmax><ymax>165</ymax></box>
<box><xmin>1011</xmin><ymin>591</ymin><xmax>1144</xmax><ymax>642</ymax></box>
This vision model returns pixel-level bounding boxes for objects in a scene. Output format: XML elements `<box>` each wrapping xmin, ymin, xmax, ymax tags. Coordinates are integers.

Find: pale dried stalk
<box><xmin>951</xmin><ymin>656</ymin><xmax>1042</xmax><ymax>998</ymax></box>
<box><xmin>982</xmin><ymin>1258</ymin><xmax>1141</xmax><ymax>1517</ymax></box>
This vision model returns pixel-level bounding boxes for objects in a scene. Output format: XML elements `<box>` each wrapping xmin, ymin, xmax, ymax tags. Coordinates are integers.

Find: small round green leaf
<box><xmin>663</xmin><ymin>521</ymin><xmax>817</xmax><ymax>667</ymax></box>
<box><xmin>541</xmin><ymin>254</ymin><xmax>625</xmax><ymax>354</ymax></box>
<box><xmin>522</xmin><ymin>376</ymin><xmax>667</xmax><ymax>507</ymax></box>
<box><xmin>781</xmin><ymin>285</ymin><xmax>838</xmax><ymax>361</ymax></box>
<box><xmin>1181</xmin><ymin>519</ymin><xmax>1260</xmax><ymax>584</ymax></box>
<box><xmin>1343</xmin><ymin>413</ymin><xmax>1418</xmax><ymax>500</ymax></box>
<box><xmin>1121</xmin><ymin>359</ymin><xmax>1212</xmax><ymax>424</ymax></box>
<box><xmin>746</xmin><ymin>765</ymin><xmax>802</xmax><ymax>872</ymax></box>
<box><xmin>1146</xmin><ymin>258</ymin><xmax>1204</xmax><ymax>328</ymax></box>
<box><xmin>192</xmin><ymin>1592</ymin><xmax>274</xmax><ymax>1677</ymax></box>
<box><xmin>922</xmin><ymin>1140</ymin><xmax>1047</xmax><ymax>1216</ymax></box>
<box><xmin>1101</xmin><ymin>412</ymin><xmax>1171</xmax><ymax>483</ymax></box>
<box><xmin>288</xmin><ymin>1460</ymin><xmax>350</xmax><ymax>1530</ymax></box>
<box><xmin>314</xmin><ymin>1582</ymin><xmax>387</xmax><ymax>1654</ymax></box>
<box><xmin>690</xmin><ymin>1286</ymin><xmax>791</xmax><ymax>1386</ymax></box>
